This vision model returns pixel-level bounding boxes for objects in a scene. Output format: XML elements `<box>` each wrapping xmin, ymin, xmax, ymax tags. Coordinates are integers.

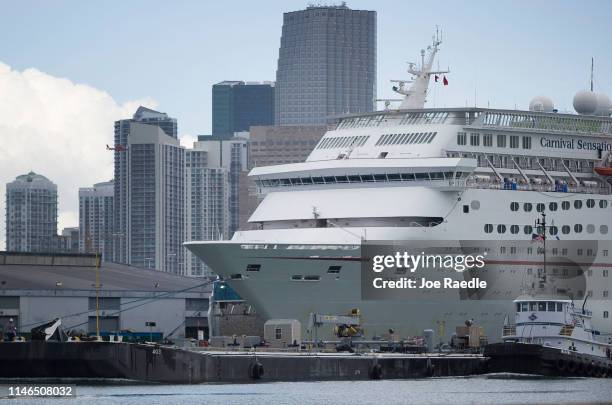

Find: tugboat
<box><xmin>485</xmin><ymin>213</ymin><xmax>612</xmax><ymax>377</ymax></box>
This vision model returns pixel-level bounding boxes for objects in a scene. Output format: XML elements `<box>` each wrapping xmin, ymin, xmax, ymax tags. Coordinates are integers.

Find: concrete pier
<box><xmin>0</xmin><ymin>342</ymin><xmax>487</xmax><ymax>383</ymax></box>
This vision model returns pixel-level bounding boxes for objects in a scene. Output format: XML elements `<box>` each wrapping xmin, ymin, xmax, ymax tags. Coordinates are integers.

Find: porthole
<box><xmin>601</xmin><ymin>225</ymin><xmax>609</xmax><ymax>235</ymax></box>
<box><xmin>497</xmin><ymin>224</ymin><xmax>507</xmax><ymax>234</ymax></box>
<box><xmin>561</xmin><ymin>201</ymin><xmax>570</xmax><ymax>210</ymax></box>
<box><xmin>510</xmin><ymin>202</ymin><xmax>519</xmax><ymax>211</ymax></box>
<box><xmin>536</xmin><ymin>203</ymin><xmax>545</xmax><ymax>212</ymax></box>
<box><xmin>549</xmin><ymin>226</ymin><xmax>558</xmax><ymax>236</ymax></box>
<box><xmin>524</xmin><ymin>203</ymin><xmax>532</xmax><ymax>212</ymax></box>
<box><xmin>586</xmin><ymin>199</ymin><xmax>595</xmax><ymax>208</ymax></box>
<box><xmin>471</xmin><ymin>200</ymin><xmax>481</xmax><ymax>210</ymax></box>
<box><xmin>574</xmin><ymin>200</ymin><xmax>582</xmax><ymax>209</ymax></box>
<box><xmin>524</xmin><ymin>225</ymin><xmax>533</xmax><ymax>234</ymax></box>
<box><xmin>600</xmin><ymin>200</ymin><xmax>608</xmax><ymax>209</ymax></box>
<box><xmin>562</xmin><ymin>225</ymin><xmax>570</xmax><ymax>234</ymax></box>
<box><xmin>549</xmin><ymin>202</ymin><xmax>558</xmax><ymax>211</ymax></box>
<box><xmin>484</xmin><ymin>224</ymin><xmax>493</xmax><ymax>233</ymax></box>
<box><xmin>510</xmin><ymin>225</ymin><xmax>519</xmax><ymax>234</ymax></box>
<box><xmin>574</xmin><ymin>224</ymin><xmax>583</xmax><ymax>233</ymax></box>
<box><xmin>587</xmin><ymin>224</ymin><xmax>595</xmax><ymax>234</ymax></box>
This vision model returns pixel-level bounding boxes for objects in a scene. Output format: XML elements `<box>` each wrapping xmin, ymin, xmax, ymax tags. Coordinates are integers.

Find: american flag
<box><xmin>531</xmin><ymin>233</ymin><xmax>545</xmax><ymax>243</ymax></box>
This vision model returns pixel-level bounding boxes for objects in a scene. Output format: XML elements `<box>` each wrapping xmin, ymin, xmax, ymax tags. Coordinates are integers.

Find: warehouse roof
<box><xmin>0</xmin><ymin>252</ymin><xmax>212</xmax><ymax>294</ymax></box>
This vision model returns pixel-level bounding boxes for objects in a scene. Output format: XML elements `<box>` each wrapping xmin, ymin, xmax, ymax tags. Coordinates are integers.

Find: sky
<box><xmin>0</xmin><ymin>0</ymin><xmax>611</xmax><ymax>247</ymax></box>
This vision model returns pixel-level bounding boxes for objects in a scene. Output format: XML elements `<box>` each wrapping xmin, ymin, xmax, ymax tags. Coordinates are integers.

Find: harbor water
<box><xmin>24</xmin><ymin>376</ymin><xmax>612</xmax><ymax>405</ymax></box>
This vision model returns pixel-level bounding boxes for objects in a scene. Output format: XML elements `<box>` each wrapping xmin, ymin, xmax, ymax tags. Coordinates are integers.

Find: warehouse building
<box><xmin>0</xmin><ymin>252</ymin><xmax>211</xmax><ymax>341</ymax></box>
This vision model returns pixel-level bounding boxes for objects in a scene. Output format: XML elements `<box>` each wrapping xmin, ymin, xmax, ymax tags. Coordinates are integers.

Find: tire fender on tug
<box><xmin>249</xmin><ymin>361</ymin><xmax>264</xmax><ymax>380</ymax></box>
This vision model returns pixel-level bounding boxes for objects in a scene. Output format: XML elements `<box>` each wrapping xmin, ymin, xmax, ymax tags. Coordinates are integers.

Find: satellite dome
<box><xmin>595</xmin><ymin>93</ymin><xmax>612</xmax><ymax>116</ymax></box>
<box><xmin>573</xmin><ymin>90</ymin><xmax>598</xmax><ymax>115</ymax></box>
<box><xmin>529</xmin><ymin>96</ymin><xmax>554</xmax><ymax>112</ymax></box>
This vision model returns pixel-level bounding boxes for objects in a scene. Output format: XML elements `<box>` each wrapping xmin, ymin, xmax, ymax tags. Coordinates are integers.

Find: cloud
<box><xmin>0</xmin><ymin>62</ymin><xmax>157</xmax><ymax>249</ymax></box>
<box><xmin>179</xmin><ymin>133</ymin><xmax>198</xmax><ymax>149</ymax></box>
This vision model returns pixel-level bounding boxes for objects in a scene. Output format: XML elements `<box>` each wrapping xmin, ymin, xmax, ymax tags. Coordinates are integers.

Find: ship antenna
<box><xmin>590</xmin><ymin>57</ymin><xmax>594</xmax><ymax>92</ymax></box>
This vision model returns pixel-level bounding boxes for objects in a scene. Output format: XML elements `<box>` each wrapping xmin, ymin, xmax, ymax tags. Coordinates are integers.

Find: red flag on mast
<box><xmin>443</xmin><ymin>75</ymin><xmax>448</xmax><ymax>86</ymax></box>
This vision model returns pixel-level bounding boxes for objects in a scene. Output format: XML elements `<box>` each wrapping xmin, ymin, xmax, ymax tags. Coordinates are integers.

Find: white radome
<box><xmin>529</xmin><ymin>96</ymin><xmax>554</xmax><ymax>112</ymax></box>
<box><xmin>573</xmin><ymin>90</ymin><xmax>598</xmax><ymax>115</ymax></box>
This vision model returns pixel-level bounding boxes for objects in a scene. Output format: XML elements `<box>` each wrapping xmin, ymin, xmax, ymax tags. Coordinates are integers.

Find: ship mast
<box><xmin>393</xmin><ymin>28</ymin><xmax>449</xmax><ymax>110</ymax></box>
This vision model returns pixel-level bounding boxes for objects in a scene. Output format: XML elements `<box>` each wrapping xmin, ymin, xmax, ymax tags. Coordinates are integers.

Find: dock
<box><xmin>0</xmin><ymin>341</ymin><xmax>486</xmax><ymax>383</ymax></box>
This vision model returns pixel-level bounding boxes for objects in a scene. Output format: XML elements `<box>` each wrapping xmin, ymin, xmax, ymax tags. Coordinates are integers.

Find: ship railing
<box><xmin>466</xmin><ymin>181</ymin><xmax>610</xmax><ymax>195</ymax></box>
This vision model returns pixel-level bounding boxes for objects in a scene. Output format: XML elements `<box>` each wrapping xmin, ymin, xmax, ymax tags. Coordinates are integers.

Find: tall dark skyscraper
<box><xmin>275</xmin><ymin>4</ymin><xmax>376</xmax><ymax>125</ymax></box>
<box><xmin>212</xmin><ymin>81</ymin><xmax>275</xmax><ymax>138</ymax></box>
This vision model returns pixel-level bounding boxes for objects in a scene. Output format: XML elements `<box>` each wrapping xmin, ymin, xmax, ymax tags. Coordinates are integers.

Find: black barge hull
<box><xmin>485</xmin><ymin>342</ymin><xmax>612</xmax><ymax>378</ymax></box>
<box><xmin>0</xmin><ymin>341</ymin><xmax>487</xmax><ymax>383</ymax></box>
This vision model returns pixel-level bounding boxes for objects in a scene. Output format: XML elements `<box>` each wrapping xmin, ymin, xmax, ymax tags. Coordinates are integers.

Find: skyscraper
<box><xmin>79</xmin><ymin>180</ymin><xmax>114</xmax><ymax>259</ymax></box>
<box><xmin>212</xmin><ymin>81</ymin><xmax>275</xmax><ymax>138</ymax></box>
<box><xmin>275</xmin><ymin>4</ymin><xmax>376</xmax><ymax>125</ymax></box>
<box><xmin>5</xmin><ymin>172</ymin><xmax>58</xmax><ymax>252</ymax></box>
<box><xmin>185</xmin><ymin>145</ymin><xmax>230</xmax><ymax>277</ymax></box>
<box><xmin>113</xmin><ymin>107</ymin><xmax>184</xmax><ymax>274</ymax></box>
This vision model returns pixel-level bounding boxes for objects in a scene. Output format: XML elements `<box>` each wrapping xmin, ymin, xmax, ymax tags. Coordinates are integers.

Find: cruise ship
<box><xmin>186</xmin><ymin>34</ymin><xmax>612</xmax><ymax>341</ymax></box>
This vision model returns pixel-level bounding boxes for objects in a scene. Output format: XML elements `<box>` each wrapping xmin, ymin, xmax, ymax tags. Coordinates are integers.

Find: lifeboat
<box><xmin>594</xmin><ymin>166</ymin><xmax>612</xmax><ymax>176</ymax></box>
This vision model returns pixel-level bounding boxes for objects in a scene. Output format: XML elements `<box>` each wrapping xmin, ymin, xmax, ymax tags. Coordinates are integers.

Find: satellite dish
<box><xmin>573</xmin><ymin>90</ymin><xmax>598</xmax><ymax>115</ymax></box>
<box><xmin>529</xmin><ymin>96</ymin><xmax>554</xmax><ymax>112</ymax></box>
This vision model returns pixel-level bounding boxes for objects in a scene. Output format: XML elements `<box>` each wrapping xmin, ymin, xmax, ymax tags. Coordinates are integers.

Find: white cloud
<box><xmin>0</xmin><ymin>62</ymin><xmax>157</xmax><ymax>249</ymax></box>
<box><xmin>179</xmin><ymin>133</ymin><xmax>198</xmax><ymax>149</ymax></box>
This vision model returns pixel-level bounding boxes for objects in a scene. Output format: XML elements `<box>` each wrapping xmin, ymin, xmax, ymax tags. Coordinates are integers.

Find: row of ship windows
<box><xmin>316</xmin><ymin>135</ymin><xmax>369</xmax><ymax>149</ymax></box>
<box><xmin>484</xmin><ymin>223</ymin><xmax>609</xmax><ymax>235</ymax></box>
<box><xmin>448</xmin><ymin>151</ymin><xmax>596</xmax><ymax>173</ymax></box>
<box><xmin>457</xmin><ymin>132</ymin><xmax>532</xmax><ymax>149</ymax></box>
<box><xmin>510</xmin><ymin>200</ymin><xmax>610</xmax><ymax>212</ymax></box>
<box><xmin>255</xmin><ymin>171</ymin><xmax>467</xmax><ymax>187</ymax></box>
<box><xmin>375</xmin><ymin>132</ymin><xmax>437</xmax><ymax>146</ymax></box>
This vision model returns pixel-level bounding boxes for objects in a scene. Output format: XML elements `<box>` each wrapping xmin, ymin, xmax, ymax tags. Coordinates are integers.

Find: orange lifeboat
<box><xmin>594</xmin><ymin>166</ymin><xmax>612</xmax><ymax>176</ymax></box>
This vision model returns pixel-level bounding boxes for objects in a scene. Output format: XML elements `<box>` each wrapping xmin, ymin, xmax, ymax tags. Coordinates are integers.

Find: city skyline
<box><xmin>1</xmin><ymin>0</ymin><xmax>612</xmax><ymax>247</ymax></box>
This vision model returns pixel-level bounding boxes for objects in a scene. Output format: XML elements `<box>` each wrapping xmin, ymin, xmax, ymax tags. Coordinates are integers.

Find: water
<box><xmin>25</xmin><ymin>376</ymin><xmax>612</xmax><ymax>405</ymax></box>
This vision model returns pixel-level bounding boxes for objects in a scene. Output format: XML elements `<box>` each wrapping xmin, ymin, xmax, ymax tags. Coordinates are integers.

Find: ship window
<box><xmin>374</xmin><ymin>174</ymin><xmax>387</xmax><ymax>181</ymax></box>
<box><xmin>529</xmin><ymin>302</ymin><xmax>537</xmax><ymax>311</ymax></box>
<box><xmin>510</xmin><ymin>202</ymin><xmax>519</xmax><ymax>211</ymax></box>
<box><xmin>604</xmin><ymin>270</ymin><xmax>609</xmax><ymax>277</ymax></box>
<box><xmin>431</xmin><ymin>172</ymin><xmax>444</xmax><ymax>180</ymax></box>
<box><xmin>304</xmin><ymin>275</ymin><xmax>320</xmax><ymax>281</ymax></box>
<box><xmin>275</xmin><ymin>328</ymin><xmax>282</xmax><ymax>339</ymax></box>
<box><xmin>483</xmin><ymin>134</ymin><xmax>493</xmax><ymax>147</ymax></box>
<box><xmin>387</xmin><ymin>173</ymin><xmax>401</xmax><ymax>181</ymax></box>
<box><xmin>401</xmin><ymin>173</ymin><xmax>415</xmax><ymax>181</ymax></box>
<box><xmin>562</xmin><ymin>225</ymin><xmax>570</xmax><ymax>234</ymax></box>
<box><xmin>587</xmin><ymin>224</ymin><xmax>595</xmax><ymax>234</ymax></box>
<box><xmin>516</xmin><ymin>303</ymin><xmax>521</xmax><ymax>312</ymax></box>
<box><xmin>600</xmin><ymin>200</ymin><xmax>608</xmax><ymax>208</ymax></box>
<box><xmin>522</xmin><ymin>136</ymin><xmax>532</xmax><ymax>149</ymax></box>
<box><xmin>291</xmin><ymin>275</ymin><xmax>303</xmax><ymax>281</ymax></box>
<box><xmin>536</xmin><ymin>203</ymin><xmax>545</xmax><ymax>212</ymax></box>
<box><xmin>497</xmin><ymin>224</ymin><xmax>507</xmax><ymax>233</ymax></box>
<box><xmin>550</xmin><ymin>226</ymin><xmax>558</xmax><ymax>235</ymax></box>
<box><xmin>497</xmin><ymin>135</ymin><xmax>506</xmax><ymax>148</ymax></box>
<box><xmin>312</xmin><ymin>177</ymin><xmax>325</xmax><ymax>184</ymax></box>
<box><xmin>549</xmin><ymin>202</ymin><xmax>558</xmax><ymax>211</ymax></box>
<box><xmin>470</xmin><ymin>133</ymin><xmax>480</xmax><ymax>146</ymax></box>
<box><xmin>336</xmin><ymin>175</ymin><xmax>349</xmax><ymax>183</ymax></box>
<box><xmin>538</xmin><ymin>302</ymin><xmax>546</xmax><ymax>311</ymax></box>
<box><xmin>587</xmin><ymin>199</ymin><xmax>595</xmax><ymax>208</ymax></box>
<box><xmin>230</xmin><ymin>274</ymin><xmax>243</xmax><ymax>280</ymax></box>
<box><xmin>415</xmin><ymin>173</ymin><xmax>429</xmax><ymax>180</ymax></box>
<box><xmin>561</xmin><ymin>201</ymin><xmax>570</xmax><ymax>210</ymax></box>
<box><xmin>574</xmin><ymin>200</ymin><xmax>582</xmax><ymax>209</ymax></box>
<box><xmin>605</xmin><ymin>311</ymin><xmax>609</xmax><ymax>319</ymax></box>
<box><xmin>323</xmin><ymin>176</ymin><xmax>335</xmax><ymax>183</ymax></box>
<box><xmin>601</xmin><ymin>225</ymin><xmax>608</xmax><ymax>235</ymax></box>
<box><xmin>301</xmin><ymin>177</ymin><xmax>313</xmax><ymax>184</ymax></box>
<box><xmin>510</xmin><ymin>225</ymin><xmax>519</xmax><ymax>234</ymax></box>
<box><xmin>347</xmin><ymin>175</ymin><xmax>361</xmax><ymax>182</ymax></box>
<box><xmin>509</xmin><ymin>135</ymin><xmax>519</xmax><ymax>148</ymax></box>
<box><xmin>457</xmin><ymin>132</ymin><xmax>467</xmax><ymax>145</ymax></box>
<box><xmin>484</xmin><ymin>224</ymin><xmax>493</xmax><ymax>233</ymax></box>
<box><xmin>361</xmin><ymin>175</ymin><xmax>374</xmax><ymax>182</ymax></box>
<box><xmin>556</xmin><ymin>303</ymin><xmax>563</xmax><ymax>311</ymax></box>
<box><xmin>524</xmin><ymin>203</ymin><xmax>533</xmax><ymax>212</ymax></box>
<box><xmin>327</xmin><ymin>266</ymin><xmax>341</xmax><ymax>274</ymax></box>
<box><xmin>521</xmin><ymin>302</ymin><xmax>528</xmax><ymax>311</ymax></box>
<box><xmin>524</xmin><ymin>225</ymin><xmax>533</xmax><ymax>234</ymax></box>
<box><xmin>246</xmin><ymin>264</ymin><xmax>261</xmax><ymax>272</ymax></box>
<box><xmin>547</xmin><ymin>302</ymin><xmax>556</xmax><ymax>311</ymax></box>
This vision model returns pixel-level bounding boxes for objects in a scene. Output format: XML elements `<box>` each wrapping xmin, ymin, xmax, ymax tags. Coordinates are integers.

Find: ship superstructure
<box><xmin>186</xmin><ymin>34</ymin><xmax>612</xmax><ymax>341</ymax></box>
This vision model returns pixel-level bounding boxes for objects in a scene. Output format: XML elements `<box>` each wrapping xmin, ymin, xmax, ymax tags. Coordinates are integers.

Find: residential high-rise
<box><xmin>184</xmin><ymin>145</ymin><xmax>230</xmax><ymax>277</ymax></box>
<box><xmin>5</xmin><ymin>172</ymin><xmax>58</xmax><ymax>252</ymax></box>
<box><xmin>113</xmin><ymin>107</ymin><xmax>184</xmax><ymax>273</ymax></box>
<box><xmin>212</xmin><ymin>81</ymin><xmax>275</xmax><ymax>138</ymax></box>
<box><xmin>275</xmin><ymin>4</ymin><xmax>376</xmax><ymax>125</ymax></box>
<box><xmin>79</xmin><ymin>180</ymin><xmax>114</xmax><ymax>259</ymax></box>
